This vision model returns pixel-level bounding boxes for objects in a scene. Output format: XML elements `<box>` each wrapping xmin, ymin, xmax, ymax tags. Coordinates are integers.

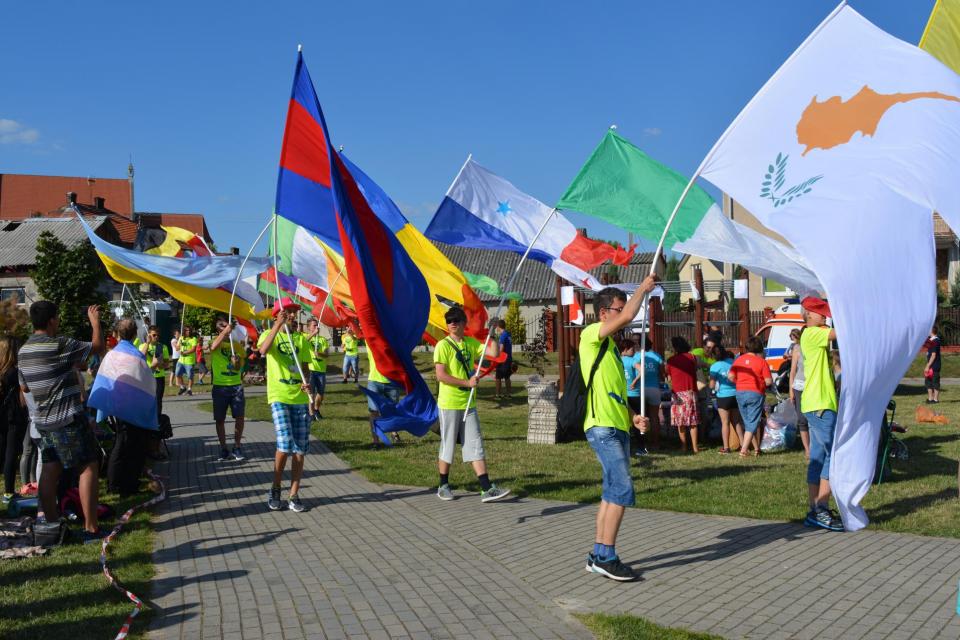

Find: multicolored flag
<box><xmin>557</xmin><ymin>129</ymin><xmax>821</xmax><ymax>295</ymax></box>
<box><xmin>697</xmin><ymin>5</ymin><xmax>960</xmax><ymax>529</ymax></box>
<box><xmin>275</xmin><ymin>52</ymin><xmax>437</xmax><ymax>440</ymax></box>
<box><xmin>341</xmin><ymin>153</ymin><xmax>488</xmax><ymax>344</ymax></box>
<box><xmin>920</xmin><ymin>0</ymin><xmax>960</xmax><ymax>76</ymax></box>
<box><xmin>78</xmin><ymin>214</ymin><xmax>270</xmax><ymax>319</ymax></box>
<box><xmin>87</xmin><ymin>340</ymin><xmax>158</xmax><ymax>430</ymax></box>
<box><xmin>425</xmin><ymin>158</ymin><xmax>605</xmax><ymax>290</ymax></box>
<box><xmin>271</xmin><ymin>215</ymin><xmax>352</xmax><ymax>305</ymax></box>
<box><xmin>135</xmin><ymin>225</ymin><xmax>211</xmax><ymax>257</ymax></box>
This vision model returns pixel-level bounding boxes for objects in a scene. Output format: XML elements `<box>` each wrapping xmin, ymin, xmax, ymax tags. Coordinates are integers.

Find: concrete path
<box><xmin>149</xmin><ymin>395</ymin><xmax>960</xmax><ymax>640</ymax></box>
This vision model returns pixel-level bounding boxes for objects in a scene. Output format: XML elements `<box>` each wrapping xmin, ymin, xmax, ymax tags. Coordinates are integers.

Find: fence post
<box><xmin>738</xmin><ymin>268</ymin><xmax>751</xmax><ymax>350</ymax></box>
<box><xmin>693</xmin><ymin>264</ymin><xmax>704</xmax><ymax>346</ymax></box>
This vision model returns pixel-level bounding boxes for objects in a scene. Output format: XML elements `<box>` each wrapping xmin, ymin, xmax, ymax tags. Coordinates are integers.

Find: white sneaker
<box><xmin>437</xmin><ymin>484</ymin><xmax>454</xmax><ymax>501</ymax></box>
<box><xmin>480</xmin><ymin>484</ymin><xmax>511</xmax><ymax>503</ymax></box>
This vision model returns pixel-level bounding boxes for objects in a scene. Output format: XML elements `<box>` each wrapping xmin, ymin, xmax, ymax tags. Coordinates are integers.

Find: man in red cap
<box><xmin>799</xmin><ymin>296</ymin><xmax>843</xmax><ymax>532</ymax></box>
<box><xmin>258</xmin><ymin>298</ymin><xmax>312</xmax><ymax>513</ymax></box>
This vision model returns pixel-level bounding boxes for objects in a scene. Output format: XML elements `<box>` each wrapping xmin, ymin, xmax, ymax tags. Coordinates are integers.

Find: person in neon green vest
<box><xmin>305</xmin><ymin>318</ymin><xmax>328</xmax><ymax>420</ymax></box>
<box><xmin>341</xmin><ymin>327</ymin><xmax>359</xmax><ymax>383</ymax></box>
<box><xmin>366</xmin><ymin>348</ymin><xmax>402</xmax><ymax>447</ymax></box>
<box><xmin>176</xmin><ymin>326</ymin><xmax>198</xmax><ymax>396</ymax></box>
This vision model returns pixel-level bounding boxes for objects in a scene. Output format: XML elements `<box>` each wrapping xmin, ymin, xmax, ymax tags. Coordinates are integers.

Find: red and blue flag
<box><xmin>276</xmin><ymin>52</ymin><xmax>437</xmax><ymax>441</ymax></box>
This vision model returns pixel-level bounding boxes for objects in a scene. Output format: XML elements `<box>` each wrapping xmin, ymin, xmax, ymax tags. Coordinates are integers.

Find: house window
<box><xmin>0</xmin><ymin>287</ymin><xmax>25</xmax><ymax>305</ymax></box>
<box><xmin>762</xmin><ymin>278</ymin><xmax>794</xmax><ymax>296</ymax></box>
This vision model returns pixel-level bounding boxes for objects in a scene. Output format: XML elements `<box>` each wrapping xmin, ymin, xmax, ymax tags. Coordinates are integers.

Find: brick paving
<box><xmin>150</xmin><ymin>394</ymin><xmax>960</xmax><ymax>639</ymax></box>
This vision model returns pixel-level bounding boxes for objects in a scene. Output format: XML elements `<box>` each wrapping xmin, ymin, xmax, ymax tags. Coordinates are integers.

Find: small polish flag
<box><xmin>568</xmin><ymin>298</ymin><xmax>584</xmax><ymax>325</ymax></box>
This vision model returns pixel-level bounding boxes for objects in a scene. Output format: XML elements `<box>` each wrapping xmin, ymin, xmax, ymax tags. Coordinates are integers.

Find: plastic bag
<box><xmin>915</xmin><ymin>405</ymin><xmax>949</xmax><ymax>424</ymax></box>
<box><xmin>761</xmin><ymin>399</ymin><xmax>798</xmax><ymax>452</ymax></box>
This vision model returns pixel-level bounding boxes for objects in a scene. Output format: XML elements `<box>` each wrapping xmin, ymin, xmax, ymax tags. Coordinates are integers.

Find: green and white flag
<box><xmin>463</xmin><ymin>272</ymin><xmax>522</xmax><ymax>301</ymax></box>
<box><xmin>557</xmin><ymin>129</ymin><xmax>821</xmax><ymax>294</ymax></box>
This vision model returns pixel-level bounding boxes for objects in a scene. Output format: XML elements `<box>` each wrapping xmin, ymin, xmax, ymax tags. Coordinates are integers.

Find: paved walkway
<box><xmin>149</xmin><ymin>396</ymin><xmax>960</xmax><ymax>640</ymax></box>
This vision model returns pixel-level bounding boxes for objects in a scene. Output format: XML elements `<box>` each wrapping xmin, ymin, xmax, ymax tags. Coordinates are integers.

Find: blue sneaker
<box><xmin>804</xmin><ymin>506</ymin><xmax>844</xmax><ymax>532</ymax></box>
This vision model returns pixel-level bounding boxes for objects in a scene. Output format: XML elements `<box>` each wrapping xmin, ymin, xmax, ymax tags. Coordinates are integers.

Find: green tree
<box><xmin>31</xmin><ymin>231</ymin><xmax>107</xmax><ymax>340</ymax></box>
<box><xmin>182</xmin><ymin>305</ymin><xmax>219</xmax><ymax>337</ymax></box>
<box><xmin>0</xmin><ymin>298</ymin><xmax>30</xmax><ymax>340</ymax></box>
<box><xmin>663</xmin><ymin>256</ymin><xmax>681</xmax><ymax>312</ymax></box>
<box><xmin>503</xmin><ymin>298</ymin><xmax>526</xmax><ymax>344</ymax></box>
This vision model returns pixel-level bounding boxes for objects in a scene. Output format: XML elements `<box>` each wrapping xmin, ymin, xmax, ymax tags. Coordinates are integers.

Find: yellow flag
<box><xmin>920</xmin><ymin>0</ymin><xmax>960</xmax><ymax>76</ymax></box>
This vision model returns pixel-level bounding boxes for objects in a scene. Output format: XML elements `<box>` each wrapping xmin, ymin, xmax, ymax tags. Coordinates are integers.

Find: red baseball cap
<box><xmin>272</xmin><ymin>296</ymin><xmax>301</xmax><ymax>317</ymax></box>
<box><xmin>801</xmin><ymin>296</ymin><xmax>831</xmax><ymax>318</ymax></box>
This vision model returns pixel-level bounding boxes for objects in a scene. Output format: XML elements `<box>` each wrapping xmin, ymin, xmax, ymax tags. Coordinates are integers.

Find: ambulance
<box><xmin>754</xmin><ymin>303</ymin><xmax>804</xmax><ymax>373</ymax></box>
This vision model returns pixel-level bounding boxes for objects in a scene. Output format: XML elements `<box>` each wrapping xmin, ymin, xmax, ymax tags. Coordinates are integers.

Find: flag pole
<box><xmin>445</xmin><ymin>154</ymin><xmax>473</xmax><ymax>197</ymax></box>
<box><xmin>462</xmin><ymin>208</ymin><xmax>559</xmax><ymax>421</ymax></box>
<box><xmin>227</xmin><ymin>216</ymin><xmax>274</xmax><ymax>358</ymax></box>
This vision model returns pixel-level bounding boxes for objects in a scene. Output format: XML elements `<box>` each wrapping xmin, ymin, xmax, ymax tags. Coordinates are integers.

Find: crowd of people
<box><xmin>0</xmin><ymin>284</ymin><xmax>852</xmax><ymax>574</ymax></box>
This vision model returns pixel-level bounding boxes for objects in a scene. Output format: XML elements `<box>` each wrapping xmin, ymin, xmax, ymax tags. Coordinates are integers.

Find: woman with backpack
<box><xmin>0</xmin><ymin>336</ymin><xmax>27</xmax><ymax>503</ymax></box>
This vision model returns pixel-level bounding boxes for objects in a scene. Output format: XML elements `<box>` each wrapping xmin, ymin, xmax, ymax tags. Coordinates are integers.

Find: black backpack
<box><xmin>556</xmin><ymin>338</ymin><xmax>611</xmax><ymax>443</ymax></box>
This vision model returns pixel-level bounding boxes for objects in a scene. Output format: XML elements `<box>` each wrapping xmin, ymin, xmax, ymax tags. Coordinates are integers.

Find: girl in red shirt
<box><xmin>728</xmin><ymin>337</ymin><xmax>773</xmax><ymax>457</ymax></box>
<box><xmin>667</xmin><ymin>336</ymin><xmax>703</xmax><ymax>453</ymax></box>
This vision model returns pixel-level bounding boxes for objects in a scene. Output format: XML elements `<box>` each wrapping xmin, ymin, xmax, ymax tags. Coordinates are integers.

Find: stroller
<box><xmin>874</xmin><ymin>399</ymin><xmax>908</xmax><ymax>484</ymax></box>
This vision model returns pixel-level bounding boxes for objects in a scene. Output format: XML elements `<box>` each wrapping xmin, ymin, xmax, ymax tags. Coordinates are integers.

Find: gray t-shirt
<box><xmin>789</xmin><ymin>343</ymin><xmax>806</xmax><ymax>390</ymax></box>
<box><xmin>18</xmin><ymin>334</ymin><xmax>91</xmax><ymax>431</ymax></box>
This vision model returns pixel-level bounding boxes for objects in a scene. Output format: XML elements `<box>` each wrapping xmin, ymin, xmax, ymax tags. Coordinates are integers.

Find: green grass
<box><xmin>0</xmin><ymin>485</ymin><xmax>157</xmax><ymax>640</ymax></box>
<box><xmin>201</xmin><ymin>375</ymin><xmax>960</xmax><ymax>538</ymax></box>
<box><xmin>576</xmin><ymin>613</ymin><xmax>723</xmax><ymax>640</ymax></box>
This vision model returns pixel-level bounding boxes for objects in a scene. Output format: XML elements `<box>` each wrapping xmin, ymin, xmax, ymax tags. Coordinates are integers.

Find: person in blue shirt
<box><xmin>709</xmin><ymin>348</ymin><xmax>742</xmax><ymax>454</ymax></box>
<box><xmin>494</xmin><ymin>320</ymin><xmax>513</xmax><ymax>400</ymax></box>
<box><xmin>628</xmin><ymin>344</ymin><xmax>664</xmax><ymax>451</ymax></box>
<box><xmin>619</xmin><ymin>340</ymin><xmax>647</xmax><ymax>455</ymax></box>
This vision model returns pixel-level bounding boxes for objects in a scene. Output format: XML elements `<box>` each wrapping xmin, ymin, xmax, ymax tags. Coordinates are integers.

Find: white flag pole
<box><xmin>462</xmin><ymin>208</ymin><xmax>559</xmax><ymax>423</ymax></box>
<box><xmin>227</xmin><ymin>216</ymin><xmax>274</xmax><ymax>358</ymax></box>
<box><xmin>637</xmin><ymin>2</ymin><xmax>846</xmax><ymax>419</ymax></box>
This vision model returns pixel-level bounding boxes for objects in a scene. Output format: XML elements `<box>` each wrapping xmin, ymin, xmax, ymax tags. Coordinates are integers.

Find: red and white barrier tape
<box><xmin>100</xmin><ymin>469</ymin><xmax>167</xmax><ymax>640</ymax></box>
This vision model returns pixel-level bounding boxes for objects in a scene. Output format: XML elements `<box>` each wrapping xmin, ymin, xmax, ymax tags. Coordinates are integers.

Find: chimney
<box><xmin>94</xmin><ymin>196</ymin><xmax>105</xmax><ymax>209</ymax></box>
<box><xmin>66</xmin><ymin>191</ymin><xmax>77</xmax><ymax>205</ymax></box>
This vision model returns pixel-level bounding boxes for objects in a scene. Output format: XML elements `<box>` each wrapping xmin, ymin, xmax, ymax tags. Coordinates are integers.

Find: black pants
<box><xmin>107</xmin><ymin>421</ymin><xmax>151</xmax><ymax>496</ymax></box>
<box><xmin>0</xmin><ymin>417</ymin><xmax>26</xmax><ymax>494</ymax></box>
<box><xmin>155</xmin><ymin>377</ymin><xmax>165</xmax><ymax>420</ymax></box>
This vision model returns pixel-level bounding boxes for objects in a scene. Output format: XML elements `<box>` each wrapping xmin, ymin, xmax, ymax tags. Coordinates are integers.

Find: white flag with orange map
<box><xmin>700</xmin><ymin>4</ymin><xmax>960</xmax><ymax>530</ymax></box>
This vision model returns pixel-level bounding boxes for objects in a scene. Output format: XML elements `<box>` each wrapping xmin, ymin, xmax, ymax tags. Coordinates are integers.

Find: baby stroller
<box><xmin>874</xmin><ymin>399</ymin><xmax>908</xmax><ymax>484</ymax></box>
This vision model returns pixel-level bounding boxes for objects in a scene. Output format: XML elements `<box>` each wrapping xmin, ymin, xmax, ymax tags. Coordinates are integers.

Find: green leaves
<box><xmin>31</xmin><ymin>231</ymin><xmax>107</xmax><ymax>340</ymax></box>
<box><xmin>758</xmin><ymin>152</ymin><xmax>823</xmax><ymax>208</ymax></box>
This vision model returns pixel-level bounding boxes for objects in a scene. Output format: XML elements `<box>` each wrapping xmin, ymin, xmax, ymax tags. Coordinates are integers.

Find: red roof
<box><xmin>0</xmin><ymin>174</ymin><xmax>132</xmax><ymax>218</ymax></box>
<box><xmin>138</xmin><ymin>212</ymin><xmax>212</xmax><ymax>243</ymax></box>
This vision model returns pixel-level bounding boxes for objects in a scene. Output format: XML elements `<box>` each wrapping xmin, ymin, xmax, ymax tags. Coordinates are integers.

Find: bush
<box><xmin>504</xmin><ymin>299</ymin><xmax>526</xmax><ymax>344</ymax></box>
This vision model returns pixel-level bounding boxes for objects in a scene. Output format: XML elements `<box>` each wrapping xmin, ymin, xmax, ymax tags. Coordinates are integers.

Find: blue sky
<box><xmin>0</xmin><ymin>1</ymin><xmax>931</xmax><ymax>254</ymax></box>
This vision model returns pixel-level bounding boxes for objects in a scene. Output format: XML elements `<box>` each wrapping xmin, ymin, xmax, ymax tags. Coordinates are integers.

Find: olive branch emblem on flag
<box><xmin>760</xmin><ymin>152</ymin><xmax>823</xmax><ymax>208</ymax></box>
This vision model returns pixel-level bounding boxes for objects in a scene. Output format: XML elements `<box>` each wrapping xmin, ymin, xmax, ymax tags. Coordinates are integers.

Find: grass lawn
<box><xmin>0</xmin><ymin>485</ymin><xmax>157</xmax><ymax>640</ymax></box>
<box><xmin>576</xmin><ymin>613</ymin><xmax>723</xmax><ymax>640</ymax></box>
<box><xmin>203</xmin><ymin>371</ymin><xmax>960</xmax><ymax>538</ymax></box>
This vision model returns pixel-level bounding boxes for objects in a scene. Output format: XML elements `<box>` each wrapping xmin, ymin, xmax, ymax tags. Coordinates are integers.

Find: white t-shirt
<box><xmin>171</xmin><ymin>338</ymin><xmax>181</xmax><ymax>359</ymax></box>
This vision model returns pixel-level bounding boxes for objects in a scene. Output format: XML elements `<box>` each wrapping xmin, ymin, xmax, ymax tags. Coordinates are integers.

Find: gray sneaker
<box><xmin>480</xmin><ymin>484</ymin><xmax>511</xmax><ymax>503</ymax></box>
<box><xmin>437</xmin><ymin>484</ymin><xmax>454</xmax><ymax>501</ymax></box>
<box><xmin>288</xmin><ymin>494</ymin><xmax>305</xmax><ymax>512</ymax></box>
<box><xmin>267</xmin><ymin>487</ymin><xmax>282</xmax><ymax>511</ymax></box>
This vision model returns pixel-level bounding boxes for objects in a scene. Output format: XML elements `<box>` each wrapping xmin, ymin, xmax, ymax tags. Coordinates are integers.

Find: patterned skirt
<box><xmin>671</xmin><ymin>390</ymin><xmax>700</xmax><ymax>427</ymax></box>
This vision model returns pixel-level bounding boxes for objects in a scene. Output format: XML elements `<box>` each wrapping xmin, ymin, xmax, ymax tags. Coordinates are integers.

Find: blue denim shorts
<box><xmin>585</xmin><ymin>426</ymin><xmax>634</xmax><ymax>507</ymax></box>
<box><xmin>310</xmin><ymin>371</ymin><xmax>327</xmax><ymax>396</ymax></box>
<box><xmin>736</xmin><ymin>390</ymin><xmax>765</xmax><ymax>433</ymax></box>
<box><xmin>805</xmin><ymin>409</ymin><xmax>836</xmax><ymax>484</ymax></box>
<box><xmin>175</xmin><ymin>362</ymin><xmax>194</xmax><ymax>379</ymax></box>
<box><xmin>342</xmin><ymin>355</ymin><xmax>359</xmax><ymax>374</ymax></box>
<box><xmin>366</xmin><ymin>380</ymin><xmax>400</xmax><ymax>412</ymax></box>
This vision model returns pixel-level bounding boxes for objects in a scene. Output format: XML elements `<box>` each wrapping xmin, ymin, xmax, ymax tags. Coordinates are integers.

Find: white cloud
<box><xmin>0</xmin><ymin>118</ymin><xmax>40</xmax><ymax>144</ymax></box>
<box><xmin>642</xmin><ymin>127</ymin><xmax>662</xmax><ymax>137</ymax></box>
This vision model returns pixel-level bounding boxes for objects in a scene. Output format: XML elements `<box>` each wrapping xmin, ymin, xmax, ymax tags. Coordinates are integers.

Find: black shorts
<box><xmin>495</xmin><ymin>360</ymin><xmax>513</xmax><ymax>380</ymax></box>
<box><xmin>926</xmin><ymin>371</ymin><xmax>941</xmax><ymax>390</ymax></box>
<box><xmin>212</xmin><ymin>385</ymin><xmax>246</xmax><ymax>421</ymax></box>
<box><xmin>716</xmin><ymin>396</ymin><xmax>738</xmax><ymax>411</ymax></box>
